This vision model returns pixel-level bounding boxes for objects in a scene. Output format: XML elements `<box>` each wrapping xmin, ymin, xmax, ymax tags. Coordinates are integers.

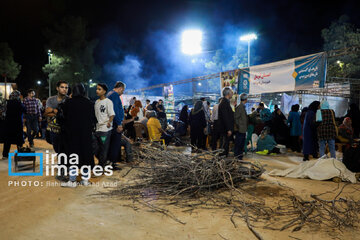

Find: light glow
<box><xmin>240</xmin><ymin>33</ymin><xmax>257</xmax><ymax>41</ymax></box>
<box><xmin>181</xmin><ymin>30</ymin><xmax>203</xmax><ymax>55</ymax></box>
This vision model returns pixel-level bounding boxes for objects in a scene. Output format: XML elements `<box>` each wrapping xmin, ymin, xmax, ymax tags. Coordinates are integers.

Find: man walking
<box><xmin>234</xmin><ymin>93</ymin><xmax>248</xmax><ymax>160</ymax></box>
<box><xmin>23</xmin><ymin>89</ymin><xmax>42</xmax><ymax>147</ymax></box>
<box><xmin>107</xmin><ymin>81</ymin><xmax>126</xmax><ymax>169</ymax></box>
<box><xmin>218</xmin><ymin>87</ymin><xmax>234</xmax><ymax>157</ymax></box>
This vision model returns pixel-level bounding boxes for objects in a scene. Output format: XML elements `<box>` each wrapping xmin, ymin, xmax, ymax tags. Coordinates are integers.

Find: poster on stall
<box><xmin>220</xmin><ymin>70</ymin><xmax>240</xmax><ymax>94</ymax></box>
<box><xmin>163</xmin><ymin>84</ymin><xmax>175</xmax><ymax>120</ymax></box>
<box><xmin>220</xmin><ymin>70</ymin><xmax>240</xmax><ymax>109</ymax></box>
<box><xmin>237</xmin><ymin>52</ymin><xmax>327</xmax><ymax>95</ymax></box>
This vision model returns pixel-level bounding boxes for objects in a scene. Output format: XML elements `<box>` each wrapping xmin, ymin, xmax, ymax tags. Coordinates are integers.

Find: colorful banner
<box><xmin>237</xmin><ymin>52</ymin><xmax>327</xmax><ymax>94</ymax></box>
<box><xmin>220</xmin><ymin>70</ymin><xmax>240</xmax><ymax>94</ymax></box>
<box><xmin>163</xmin><ymin>84</ymin><xmax>175</xmax><ymax>120</ymax></box>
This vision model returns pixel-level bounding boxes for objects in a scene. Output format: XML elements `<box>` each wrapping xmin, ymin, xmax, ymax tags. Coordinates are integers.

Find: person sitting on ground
<box><xmin>147</xmin><ymin>110</ymin><xmax>172</xmax><ymax>145</ymax></box>
<box><xmin>256</xmin><ymin>127</ymin><xmax>280</xmax><ymax>155</ymax></box>
<box><xmin>338</xmin><ymin>117</ymin><xmax>353</xmax><ymax>144</ymax></box>
<box><xmin>119</xmin><ymin>134</ymin><xmax>133</xmax><ymax>163</ymax></box>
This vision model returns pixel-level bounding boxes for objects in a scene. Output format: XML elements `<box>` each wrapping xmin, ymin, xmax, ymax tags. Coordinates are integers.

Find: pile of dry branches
<box><xmin>101</xmin><ymin>143</ymin><xmax>360</xmax><ymax>239</ymax></box>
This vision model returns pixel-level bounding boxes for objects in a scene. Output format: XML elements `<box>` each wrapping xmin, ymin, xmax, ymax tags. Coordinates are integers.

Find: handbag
<box><xmin>330</xmin><ymin>110</ymin><xmax>338</xmax><ymax>137</ymax></box>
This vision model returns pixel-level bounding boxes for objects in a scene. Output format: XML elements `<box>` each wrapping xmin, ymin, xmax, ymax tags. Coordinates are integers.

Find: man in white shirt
<box><xmin>94</xmin><ymin>83</ymin><xmax>115</xmax><ymax>167</ymax></box>
<box><xmin>211</xmin><ymin>97</ymin><xmax>222</xmax><ymax>150</ymax></box>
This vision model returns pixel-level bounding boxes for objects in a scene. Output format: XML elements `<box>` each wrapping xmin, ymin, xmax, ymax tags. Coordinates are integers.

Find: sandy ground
<box><xmin>0</xmin><ymin>139</ymin><xmax>360</xmax><ymax>240</ymax></box>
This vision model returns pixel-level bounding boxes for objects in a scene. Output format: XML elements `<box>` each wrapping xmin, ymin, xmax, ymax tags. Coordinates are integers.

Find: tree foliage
<box><xmin>322</xmin><ymin>15</ymin><xmax>360</xmax><ymax>80</ymax></box>
<box><xmin>42</xmin><ymin>16</ymin><xmax>100</xmax><ymax>90</ymax></box>
<box><xmin>0</xmin><ymin>42</ymin><xmax>21</xmax><ymax>80</ymax></box>
<box><xmin>204</xmin><ymin>44</ymin><xmax>251</xmax><ymax>93</ymax></box>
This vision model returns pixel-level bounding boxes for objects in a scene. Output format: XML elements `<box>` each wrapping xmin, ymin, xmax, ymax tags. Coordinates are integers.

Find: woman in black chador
<box><xmin>61</xmin><ymin>83</ymin><xmax>96</xmax><ymax>180</ymax></box>
<box><xmin>189</xmin><ymin>101</ymin><xmax>207</xmax><ymax>150</ymax></box>
<box><xmin>1</xmin><ymin>90</ymin><xmax>26</xmax><ymax>159</ymax></box>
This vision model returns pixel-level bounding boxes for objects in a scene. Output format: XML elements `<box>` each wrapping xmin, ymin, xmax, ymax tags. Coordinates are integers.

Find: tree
<box><xmin>204</xmin><ymin>45</ymin><xmax>250</xmax><ymax>93</ymax></box>
<box><xmin>42</xmin><ymin>16</ymin><xmax>100</xmax><ymax>92</ymax></box>
<box><xmin>0</xmin><ymin>42</ymin><xmax>21</xmax><ymax>80</ymax></box>
<box><xmin>322</xmin><ymin>15</ymin><xmax>360</xmax><ymax>80</ymax></box>
<box><xmin>0</xmin><ymin>42</ymin><xmax>21</xmax><ymax>98</ymax></box>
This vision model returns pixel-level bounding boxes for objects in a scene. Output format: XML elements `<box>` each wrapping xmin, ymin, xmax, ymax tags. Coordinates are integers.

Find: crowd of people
<box><xmin>1</xmin><ymin>82</ymin><xmax>360</xmax><ymax>187</ymax></box>
<box><xmin>182</xmin><ymin>87</ymin><xmax>360</xmax><ymax>161</ymax></box>
<box><xmin>0</xmin><ymin>80</ymin><xmax>175</xmax><ymax>187</ymax></box>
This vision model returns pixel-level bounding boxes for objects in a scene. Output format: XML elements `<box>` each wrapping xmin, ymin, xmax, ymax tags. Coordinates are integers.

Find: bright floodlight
<box><xmin>37</xmin><ymin>80</ymin><xmax>41</xmax><ymax>85</ymax></box>
<box><xmin>240</xmin><ymin>33</ymin><xmax>257</xmax><ymax>41</ymax></box>
<box><xmin>181</xmin><ymin>30</ymin><xmax>203</xmax><ymax>55</ymax></box>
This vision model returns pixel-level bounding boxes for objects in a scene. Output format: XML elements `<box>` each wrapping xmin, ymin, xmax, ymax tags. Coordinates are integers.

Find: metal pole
<box><xmin>48</xmin><ymin>52</ymin><xmax>51</xmax><ymax>97</ymax></box>
<box><xmin>248</xmin><ymin>40</ymin><xmax>250</xmax><ymax>67</ymax></box>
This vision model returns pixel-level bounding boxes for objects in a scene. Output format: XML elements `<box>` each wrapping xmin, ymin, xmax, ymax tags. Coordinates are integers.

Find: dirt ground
<box><xmin>1</xmin><ymin>139</ymin><xmax>359</xmax><ymax>240</ymax></box>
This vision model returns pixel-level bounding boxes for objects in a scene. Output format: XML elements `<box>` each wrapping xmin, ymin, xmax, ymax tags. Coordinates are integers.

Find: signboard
<box><xmin>237</xmin><ymin>52</ymin><xmax>327</xmax><ymax>94</ymax></box>
<box><xmin>220</xmin><ymin>70</ymin><xmax>240</xmax><ymax>94</ymax></box>
<box><xmin>163</xmin><ymin>85</ymin><xmax>175</xmax><ymax>120</ymax></box>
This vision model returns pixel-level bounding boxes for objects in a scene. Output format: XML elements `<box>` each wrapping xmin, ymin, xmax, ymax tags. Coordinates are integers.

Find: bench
<box><xmin>14</xmin><ymin>149</ymin><xmax>36</xmax><ymax>172</ymax></box>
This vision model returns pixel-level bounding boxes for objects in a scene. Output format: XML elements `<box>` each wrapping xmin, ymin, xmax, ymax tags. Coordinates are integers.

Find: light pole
<box><xmin>48</xmin><ymin>50</ymin><xmax>52</xmax><ymax>97</ymax></box>
<box><xmin>181</xmin><ymin>29</ymin><xmax>203</xmax><ymax>99</ymax></box>
<box><xmin>240</xmin><ymin>33</ymin><xmax>257</xmax><ymax>67</ymax></box>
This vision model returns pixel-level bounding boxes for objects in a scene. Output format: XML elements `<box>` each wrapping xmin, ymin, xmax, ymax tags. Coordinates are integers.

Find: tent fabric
<box><xmin>280</xmin><ymin>93</ymin><xmax>299</xmax><ymax>115</ymax></box>
<box><xmin>268</xmin><ymin>157</ymin><xmax>357</xmax><ymax>183</ymax></box>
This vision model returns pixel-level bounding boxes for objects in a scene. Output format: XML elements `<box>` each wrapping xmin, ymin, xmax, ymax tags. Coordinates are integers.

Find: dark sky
<box><xmin>1</xmin><ymin>0</ymin><xmax>360</xmax><ymax>92</ymax></box>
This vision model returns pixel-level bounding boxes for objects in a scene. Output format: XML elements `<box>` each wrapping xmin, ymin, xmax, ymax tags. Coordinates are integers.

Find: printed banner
<box><xmin>294</xmin><ymin>53</ymin><xmax>327</xmax><ymax>90</ymax></box>
<box><xmin>236</xmin><ymin>52</ymin><xmax>327</xmax><ymax>94</ymax></box>
<box><xmin>220</xmin><ymin>70</ymin><xmax>240</xmax><ymax>95</ymax></box>
<box><xmin>163</xmin><ymin>84</ymin><xmax>175</xmax><ymax>119</ymax></box>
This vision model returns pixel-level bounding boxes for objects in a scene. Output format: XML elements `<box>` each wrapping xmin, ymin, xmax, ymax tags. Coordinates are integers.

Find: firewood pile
<box><xmin>100</xmin><ymin>143</ymin><xmax>360</xmax><ymax>239</ymax></box>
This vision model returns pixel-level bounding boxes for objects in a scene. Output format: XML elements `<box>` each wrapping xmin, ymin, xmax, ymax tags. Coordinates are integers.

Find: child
<box><xmin>94</xmin><ymin>83</ymin><xmax>115</xmax><ymax>167</ymax></box>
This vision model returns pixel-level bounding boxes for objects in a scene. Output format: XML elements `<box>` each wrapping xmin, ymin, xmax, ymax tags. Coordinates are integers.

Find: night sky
<box><xmin>1</xmin><ymin>0</ymin><xmax>360</xmax><ymax>93</ymax></box>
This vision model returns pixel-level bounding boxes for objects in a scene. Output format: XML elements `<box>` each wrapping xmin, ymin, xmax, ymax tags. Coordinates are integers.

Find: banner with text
<box><xmin>237</xmin><ymin>52</ymin><xmax>327</xmax><ymax>94</ymax></box>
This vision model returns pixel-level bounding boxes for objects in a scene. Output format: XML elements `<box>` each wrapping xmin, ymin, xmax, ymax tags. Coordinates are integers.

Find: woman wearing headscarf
<box><xmin>256</xmin><ymin>127</ymin><xmax>280</xmax><ymax>154</ymax></box>
<box><xmin>60</xmin><ymin>83</ymin><xmax>96</xmax><ymax>187</ymax></box>
<box><xmin>345</xmin><ymin>103</ymin><xmax>360</xmax><ymax>138</ymax></box>
<box><xmin>179</xmin><ymin>105</ymin><xmax>189</xmax><ymax>134</ymax></box>
<box><xmin>271</xmin><ymin>108</ymin><xmax>289</xmax><ymax>146</ymax></box>
<box><xmin>2</xmin><ymin>90</ymin><xmax>26</xmax><ymax>159</ymax></box>
<box><xmin>302</xmin><ymin>101</ymin><xmax>320</xmax><ymax>161</ymax></box>
<box><xmin>130</xmin><ymin>100</ymin><xmax>144</xmax><ymax>121</ymax></box>
<box><xmin>338</xmin><ymin>117</ymin><xmax>353</xmax><ymax>144</ymax></box>
<box><xmin>189</xmin><ymin>101</ymin><xmax>207</xmax><ymax>150</ymax></box>
<box><xmin>179</xmin><ymin>105</ymin><xmax>189</xmax><ymax>127</ymax></box>
<box><xmin>316</xmin><ymin>100</ymin><xmax>337</xmax><ymax>159</ymax></box>
<box><xmin>287</xmin><ymin>104</ymin><xmax>302</xmax><ymax>152</ymax></box>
